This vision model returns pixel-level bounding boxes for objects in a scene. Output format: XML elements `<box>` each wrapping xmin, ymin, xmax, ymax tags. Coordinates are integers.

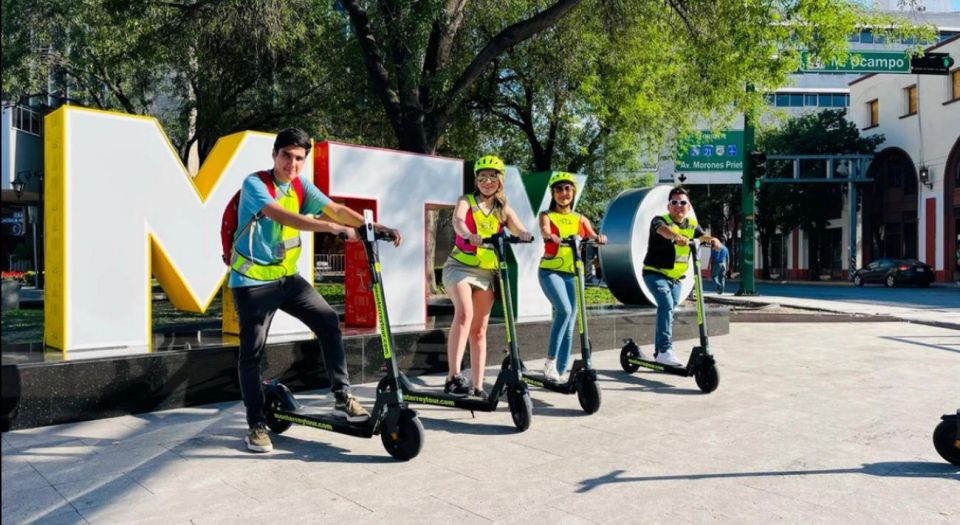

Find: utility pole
<box><xmin>737</xmin><ymin>96</ymin><xmax>758</xmax><ymax>296</ymax></box>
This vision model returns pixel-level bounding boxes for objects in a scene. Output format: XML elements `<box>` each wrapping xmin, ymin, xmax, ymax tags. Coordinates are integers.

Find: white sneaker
<box><xmin>655</xmin><ymin>350</ymin><xmax>683</xmax><ymax>367</ymax></box>
<box><xmin>555</xmin><ymin>371</ymin><xmax>569</xmax><ymax>384</ymax></box>
<box><xmin>543</xmin><ymin>360</ymin><xmax>560</xmax><ymax>382</ymax></box>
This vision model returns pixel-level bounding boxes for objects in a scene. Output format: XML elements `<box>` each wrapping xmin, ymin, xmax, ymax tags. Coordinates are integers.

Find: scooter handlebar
<box><xmin>481</xmin><ymin>233</ymin><xmax>534</xmax><ymax>245</ymax></box>
<box><xmin>337</xmin><ymin>228</ymin><xmax>396</xmax><ymax>242</ymax></box>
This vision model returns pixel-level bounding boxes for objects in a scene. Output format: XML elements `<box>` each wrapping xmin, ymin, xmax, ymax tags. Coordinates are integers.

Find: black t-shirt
<box><xmin>643</xmin><ymin>215</ymin><xmax>706</xmax><ymax>273</ymax></box>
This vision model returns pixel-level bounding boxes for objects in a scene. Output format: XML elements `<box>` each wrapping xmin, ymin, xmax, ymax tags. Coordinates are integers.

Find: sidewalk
<box><xmin>3</xmin><ymin>321</ymin><xmax>958</xmax><ymax>524</ymax></box>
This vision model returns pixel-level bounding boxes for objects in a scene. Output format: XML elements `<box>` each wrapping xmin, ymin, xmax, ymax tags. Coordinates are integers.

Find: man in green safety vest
<box><xmin>230</xmin><ymin>128</ymin><xmax>401</xmax><ymax>453</ymax></box>
<box><xmin>642</xmin><ymin>187</ymin><xmax>721</xmax><ymax>367</ymax></box>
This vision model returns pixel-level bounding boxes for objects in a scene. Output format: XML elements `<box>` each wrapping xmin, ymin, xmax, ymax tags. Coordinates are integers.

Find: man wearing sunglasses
<box><xmin>642</xmin><ymin>186</ymin><xmax>721</xmax><ymax>367</ymax></box>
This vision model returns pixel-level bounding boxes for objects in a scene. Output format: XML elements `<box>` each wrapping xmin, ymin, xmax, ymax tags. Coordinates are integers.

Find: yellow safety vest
<box><xmin>450</xmin><ymin>193</ymin><xmax>502</xmax><ymax>270</ymax></box>
<box><xmin>231</xmin><ymin>183</ymin><xmax>302</xmax><ymax>281</ymax></box>
<box><xmin>539</xmin><ymin>211</ymin><xmax>581</xmax><ymax>274</ymax></box>
<box><xmin>643</xmin><ymin>214</ymin><xmax>697</xmax><ymax>280</ymax></box>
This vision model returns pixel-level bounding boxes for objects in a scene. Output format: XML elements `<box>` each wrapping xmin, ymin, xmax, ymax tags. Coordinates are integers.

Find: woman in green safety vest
<box><xmin>642</xmin><ymin>186</ymin><xmax>721</xmax><ymax>367</ymax></box>
<box><xmin>441</xmin><ymin>155</ymin><xmax>533</xmax><ymax>398</ymax></box>
<box><xmin>537</xmin><ymin>172</ymin><xmax>606</xmax><ymax>383</ymax></box>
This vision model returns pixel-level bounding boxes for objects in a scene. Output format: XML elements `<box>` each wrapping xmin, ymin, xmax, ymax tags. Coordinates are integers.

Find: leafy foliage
<box><xmin>755</xmin><ymin>109</ymin><xmax>884</xmax><ymax>277</ymax></box>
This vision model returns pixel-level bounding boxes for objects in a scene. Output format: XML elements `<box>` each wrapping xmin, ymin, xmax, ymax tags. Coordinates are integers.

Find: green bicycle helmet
<box><xmin>474</xmin><ymin>155</ymin><xmax>506</xmax><ymax>175</ymax></box>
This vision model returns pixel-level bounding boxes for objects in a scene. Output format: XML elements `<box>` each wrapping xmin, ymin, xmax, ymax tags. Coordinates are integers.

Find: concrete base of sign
<box><xmin>0</xmin><ymin>306</ymin><xmax>729</xmax><ymax>431</ymax></box>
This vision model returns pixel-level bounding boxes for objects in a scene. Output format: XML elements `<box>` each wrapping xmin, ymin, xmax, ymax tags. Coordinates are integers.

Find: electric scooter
<box><xmin>398</xmin><ymin>232</ymin><xmax>536</xmax><ymax>431</ymax></box>
<box><xmin>262</xmin><ymin>210</ymin><xmax>425</xmax><ymax>460</ymax></box>
<box><xmin>520</xmin><ymin>236</ymin><xmax>601</xmax><ymax>414</ymax></box>
<box><xmin>933</xmin><ymin>409</ymin><xmax>960</xmax><ymax>466</ymax></box>
<box><xmin>619</xmin><ymin>240</ymin><xmax>720</xmax><ymax>393</ymax></box>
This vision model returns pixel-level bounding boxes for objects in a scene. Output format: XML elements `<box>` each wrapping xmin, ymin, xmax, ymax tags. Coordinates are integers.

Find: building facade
<box><xmin>848</xmin><ymin>34</ymin><xmax>960</xmax><ymax>281</ymax></box>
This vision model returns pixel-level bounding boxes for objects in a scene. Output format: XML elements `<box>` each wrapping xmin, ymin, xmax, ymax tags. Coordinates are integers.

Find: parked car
<box><xmin>853</xmin><ymin>258</ymin><xmax>934</xmax><ymax>287</ymax></box>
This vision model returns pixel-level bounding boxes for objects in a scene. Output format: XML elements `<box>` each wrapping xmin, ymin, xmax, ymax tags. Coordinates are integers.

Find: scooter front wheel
<box><xmin>694</xmin><ymin>364</ymin><xmax>720</xmax><ymax>394</ymax></box>
<box><xmin>577</xmin><ymin>377</ymin><xmax>602</xmax><ymax>414</ymax></box>
<box><xmin>932</xmin><ymin>419</ymin><xmax>960</xmax><ymax>466</ymax></box>
<box><xmin>264</xmin><ymin>389</ymin><xmax>293</xmax><ymax>434</ymax></box>
<box><xmin>507</xmin><ymin>387</ymin><xmax>533</xmax><ymax>432</ymax></box>
<box><xmin>380</xmin><ymin>408</ymin><xmax>424</xmax><ymax>461</ymax></box>
<box><xmin>620</xmin><ymin>344</ymin><xmax>640</xmax><ymax>373</ymax></box>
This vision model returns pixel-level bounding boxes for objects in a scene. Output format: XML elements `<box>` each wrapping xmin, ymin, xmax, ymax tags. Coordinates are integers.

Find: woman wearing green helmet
<box><xmin>442</xmin><ymin>155</ymin><xmax>534</xmax><ymax>397</ymax></box>
<box><xmin>538</xmin><ymin>172</ymin><xmax>606</xmax><ymax>383</ymax></box>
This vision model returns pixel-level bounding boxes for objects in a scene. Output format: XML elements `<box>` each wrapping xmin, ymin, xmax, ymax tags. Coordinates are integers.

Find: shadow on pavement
<box><xmin>576</xmin><ymin>462</ymin><xmax>960</xmax><ymax>493</ymax></box>
<box><xmin>878</xmin><ymin>335</ymin><xmax>960</xmax><ymax>355</ymax></box>
<box><xmin>597</xmin><ymin>370</ymin><xmax>703</xmax><ymax>395</ymax></box>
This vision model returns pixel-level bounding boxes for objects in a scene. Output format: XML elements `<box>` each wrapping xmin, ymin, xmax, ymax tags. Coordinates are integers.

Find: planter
<box><xmin>2</xmin><ymin>280</ymin><xmax>21</xmax><ymax>310</ymax></box>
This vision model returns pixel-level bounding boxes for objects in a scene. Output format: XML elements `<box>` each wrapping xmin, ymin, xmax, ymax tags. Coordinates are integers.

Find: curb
<box><xmin>706</xmin><ymin>295</ymin><xmax>960</xmax><ymax>331</ymax></box>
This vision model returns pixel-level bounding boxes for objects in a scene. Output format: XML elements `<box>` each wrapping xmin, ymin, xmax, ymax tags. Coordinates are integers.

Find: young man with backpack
<box><xmin>227</xmin><ymin>128</ymin><xmax>401</xmax><ymax>453</ymax></box>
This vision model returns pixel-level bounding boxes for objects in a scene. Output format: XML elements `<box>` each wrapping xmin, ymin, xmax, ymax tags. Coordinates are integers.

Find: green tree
<box><xmin>756</xmin><ymin>109</ymin><xmax>884</xmax><ymax>278</ymax></box>
<box><xmin>1</xmin><ymin>0</ymin><xmax>349</xmax><ymax>163</ymax></box>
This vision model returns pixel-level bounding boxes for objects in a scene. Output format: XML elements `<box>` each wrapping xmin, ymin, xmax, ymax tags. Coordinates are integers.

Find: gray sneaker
<box><xmin>245</xmin><ymin>423</ymin><xmax>273</xmax><ymax>453</ymax></box>
<box><xmin>333</xmin><ymin>392</ymin><xmax>371</xmax><ymax>422</ymax></box>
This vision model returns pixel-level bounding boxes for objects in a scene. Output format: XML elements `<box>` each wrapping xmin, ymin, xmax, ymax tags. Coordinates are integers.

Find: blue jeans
<box><xmin>712</xmin><ymin>263</ymin><xmax>727</xmax><ymax>294</ymax></box>
<box><xmin>643</xmin><ymin>272</ymin><xmax>682</xmax><ymax>353</ymax></box>
<box><xmin>538</xmin><ymin>269</ymin><xmax>577</xmax><ymax>374</ymax></box>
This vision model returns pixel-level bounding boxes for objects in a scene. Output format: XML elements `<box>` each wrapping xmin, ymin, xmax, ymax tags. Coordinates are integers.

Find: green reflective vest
<box><xmin>230</xmin><ymin>184</ymin><xmax>302</xmax><ymax>281</ymax></box>
<box><xmin>643</xmin><ymin>214</ymin><xmax>697</xmax><ymax>280</ymax></box>
<box><xmin>539</xmin><ymin>211</ymin><xmax>581</xmax><ymax>274</ymax></box>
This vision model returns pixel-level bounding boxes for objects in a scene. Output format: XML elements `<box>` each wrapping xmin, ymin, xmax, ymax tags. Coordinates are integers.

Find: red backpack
<box><xmin>221</xmin><ymin>171</ymin><xmax>305</xmax><ymax>265</ymax></box>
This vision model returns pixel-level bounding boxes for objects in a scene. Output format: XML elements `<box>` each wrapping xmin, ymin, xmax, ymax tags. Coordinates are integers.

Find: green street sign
<box><xmin>676</xmin><ymin>130</ymin><xmax>744</xmax><ymax>172</ymax></box>
<box><xmin>800</xmin><ymin>51</ymin><xmax>910</xmax><ymax>74</ymax></box>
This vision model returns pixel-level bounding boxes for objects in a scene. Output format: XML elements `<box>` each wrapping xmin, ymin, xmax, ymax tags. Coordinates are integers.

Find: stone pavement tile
<box><xmin>4</xmin><ymin>416</ymin><xmax>148</xmax><ymax>450</ymax></box>
<box><xmin>211</xmin><ymin>485</ymin><xmax>377</xmax><ymax>523</ymax></box>
<box><xmin>52</xmin><ymin>473</ymin><xmax>155</xmax><ymax>511</ymax></box>
<box><xmin>30</xmin><ymin>444</ymin><xmax>178</xmax><ymax>486</ymax></box>
<box><xmin>426</xmin><ymin>475</ymin><xmax>572</xmax><ymax>521</ymax></box>
<box><xmin>315</xmin><ymin>457</ymin><xmax>477</xmax><ymax>512</ymax></box>
<box><xmin>2</xmin><ymin>456</ymin><xmax>49</xmax><ymax>491</ymax></box>
<box><xmin>496</xmin><ymin>505</ymin><xmax>599</xmax><ymax>525</ymax></box>
<box><xmin>2</xmin><ymin>482</ymin><xmax>76</xmax><ymax>525</ymax></box>
<box><xmin>344</xmin><ymin>494</ymin><xmax>492</xmax><ymax>525</ymax></box>
<box><xmin>821</xmin><ymin>471</ymin><xmax>959</xmax><ymax>524</ymax></box>
<box><xmin>76</xmin><ymin>477</ymin><xmax>252</xmax><ymax>525</ymax></box>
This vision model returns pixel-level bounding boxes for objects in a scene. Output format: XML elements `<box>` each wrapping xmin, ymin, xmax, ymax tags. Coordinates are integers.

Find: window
<box><xmin>867</xmin><ymin>99</ymin><xmax>879</xmax><ymax>127</ymax></box>
<box><xmin>860</xmin><ymin>30</ymin><xmax>874</xmax><ymax>44</ymax></box>
<box><xmin>904</xmin><ymin>85</ymin><xmax>917</xmax><ymax>115</ymax></box>
<box><xmin>834</xmin><ymin>94</ymin><xmax>849</xmax><ymax>107</ymax></box>
<box><xmin>789</xmin><ymin>94</ymin><xmax>804</xmax><ymax>107</ymax></box>
<box><xmin>804</xmin><ymin>94</ymin><xmax>818</xmax><ymax>106</ymax></box>
<box><xmin>951</xmin><ymin>69</ymin><xmax>960</xmax><ymax>102</ymax></box>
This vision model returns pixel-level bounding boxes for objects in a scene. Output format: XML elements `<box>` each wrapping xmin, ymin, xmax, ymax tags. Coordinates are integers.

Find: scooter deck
<box><xmin>521</xmin><ymin>372</ymin><xmax>577</xmax><ymax>394</ymax></box>
<box><xmin>624</xmin><ymin>357</ymin><xmax>691</xmax><ymax>377</ymax></box>
<box><xmin>271</xmin><ymin>406</ymin><xmax>375</xmax><ymax>438</ymax></box>
<box><xmin>398</xmin><ymin>375</ymin><xmax>501</xmax><ymax>412</ymax></box>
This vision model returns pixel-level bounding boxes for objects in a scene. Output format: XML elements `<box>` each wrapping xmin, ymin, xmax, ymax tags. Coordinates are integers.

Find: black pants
<box><xmin>232</xmin><ymin>274</ymin><xmax>350</xmax><ymax>427</ymax></box>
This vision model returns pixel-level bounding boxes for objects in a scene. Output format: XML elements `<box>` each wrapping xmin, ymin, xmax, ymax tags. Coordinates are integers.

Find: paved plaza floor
<box><xmin>2</xmin><ymin>321</ymin><xmax>958</xmax><ymax>524</ymax></box>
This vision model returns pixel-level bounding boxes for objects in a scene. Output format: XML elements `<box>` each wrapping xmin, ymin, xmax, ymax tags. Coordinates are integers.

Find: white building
<box><xmin>848</xmin><ymin>34</ymin><xmax>960</xmax><ymax>281</ymax></box>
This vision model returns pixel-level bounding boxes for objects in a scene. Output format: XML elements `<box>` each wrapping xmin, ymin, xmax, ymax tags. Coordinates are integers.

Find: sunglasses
<box><xmin>476</xmin><ymin>174</ymin><xmax>500</xmax><ymax>183</ymax></box>
<box><xmin>670</xmin><ymin>200</ymin><xmax>689</xmax><ymax>206</ymax></box>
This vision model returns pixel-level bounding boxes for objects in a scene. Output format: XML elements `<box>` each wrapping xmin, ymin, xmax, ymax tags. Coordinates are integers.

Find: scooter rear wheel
<box><xmin>577</xmin><ymin>377</ymin><xmax>602</xmax><ymax>414</ymax></box>
<box><xmin>620</xmin><ymin>344</ymin><xmax>640</xmax><ymax>373</ymax></box>
<box><xmin>507</xmin><ymin>387</ymin><xmax>533</xmax><ymax>432</ymax></box>
<box><xmin>264</xmin><ymin>390</ymin><xmax>293</xmax><ymax>434</ymax></box>
<box><xmin>932</xmin><ymin>419</ymin><xmax>960</xmax><ymax>466</ymax></box>
<box><xmin>380</xmin><ymin>408</ymin><xmax>424</xmax><ymax>461</ymax></box>
<box><xmin>694</xmin><ymin>364</ymin><xmax>720</xmax><ymax>394</ymax></box>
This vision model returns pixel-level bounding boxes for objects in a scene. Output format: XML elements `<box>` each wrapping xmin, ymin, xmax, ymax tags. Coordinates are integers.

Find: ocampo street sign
<box><xmin>800</xmin><ymin>51</ymin><xmax>910</xmax><ymax>74</ymax></box>
<box><xmin>800</xmin><ymin>51</ymin><xmax>955</xmax><ymax>75</ymax></box>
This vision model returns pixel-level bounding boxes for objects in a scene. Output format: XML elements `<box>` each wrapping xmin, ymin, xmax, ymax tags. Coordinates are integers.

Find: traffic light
<box><xmin>910</xmin><ymin>52</ymin><xmax>954</xmax><ymax>75</ymax></box>
<box><xmin>747</xmin><ymin>151</ymin><xmax>766</xmax><ymax>190</ymax></box>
